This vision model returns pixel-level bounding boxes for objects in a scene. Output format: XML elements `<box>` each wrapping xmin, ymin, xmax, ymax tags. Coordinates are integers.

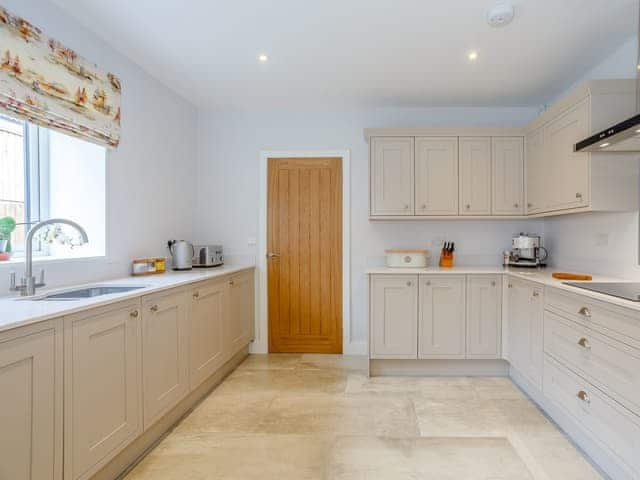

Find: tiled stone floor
<box><xmin>125</xmin><ymin>354</ymin><xmax>603</xmax><ymax>479</ymax></box>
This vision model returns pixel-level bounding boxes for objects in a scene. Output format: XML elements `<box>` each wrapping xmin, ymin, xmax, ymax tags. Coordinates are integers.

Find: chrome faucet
<box><xmin>10</xmin><ymin>218</ymin><xmax>89</xmax><ymax>296</ymax></box>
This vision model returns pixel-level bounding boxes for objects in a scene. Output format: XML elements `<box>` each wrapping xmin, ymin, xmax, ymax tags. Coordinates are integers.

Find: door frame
<box><xmin>255</xmin><ymin>150</ymin><xmax>352</xmax><ymax>354</ymax></box>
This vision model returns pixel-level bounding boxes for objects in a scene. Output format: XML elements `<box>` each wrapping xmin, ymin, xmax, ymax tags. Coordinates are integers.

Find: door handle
<box><xmin>266</xmin><ymin>252</ymin><xmax>280</xmax><ymax>259</ymax></box>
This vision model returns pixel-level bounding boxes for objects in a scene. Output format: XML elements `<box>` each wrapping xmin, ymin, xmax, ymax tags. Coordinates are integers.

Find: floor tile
<box><xmin>126</xmin><ymin>433</ymin><xmax>330</xmax><ymax>480</ymax></box>
<box><xmin>237</xmin><ymin>353</ymin><xmax>302</xmax><ymax>371</ymax></box>
<box><xmin>215</xmin><ymin>368</ymin><xmax>348</xmax><ymax>395</ymax></box>
<box><xmin>327</xmin><ymin>436</ymin><xmax>534</xmax><ymax>480</ymax></box>
<box><xmin>468</xmin><ymin>376</ymin><xmax>528</xmax><ymax>400</ymax></box>
<box><xmin>297</xmin><ymin>354</ymin><xmax>368</xmax><ymax>372</ymax></box>
<box><xmin>346</xmin><ymin>373</ymin><xmax>474</xmax><ymax>398</ymax></box>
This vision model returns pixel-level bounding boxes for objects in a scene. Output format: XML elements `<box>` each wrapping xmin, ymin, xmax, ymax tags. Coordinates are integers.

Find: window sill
<box><xmin>0</xmin><ymin>254</ymin><xmax>106</xmax><ymax>268</ymax></box>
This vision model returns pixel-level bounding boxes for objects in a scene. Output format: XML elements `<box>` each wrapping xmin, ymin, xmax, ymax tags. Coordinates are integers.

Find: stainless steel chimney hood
<box><xmin>575</xmin><ymin>6</ymin><xmax>640</xmax><ymax>152</ymax></box>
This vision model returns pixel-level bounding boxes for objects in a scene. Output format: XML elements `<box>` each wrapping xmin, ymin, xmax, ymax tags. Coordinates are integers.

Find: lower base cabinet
<box><xmin>466</xmin><ymin>275</ymin><xmax>502</xmax><ymax>358</ymax></box>
<box><xmin>141</xmin><ymin>289</ymin><xmax>190</xmax><ymax>429</ymax></box>
<box><xmin>0</xmin><ymin>321</ymin><xmax>62</xmax><ymax>480</ymax></box>
<box><xmin>64</xmin><ymin>300</ymin><xmax>142</xmax><ymax>480</ymax></box>
<box><xmin>228</xmin><ymin>270</ymin><xmax>256</xmax><ymax>353</ymax></box>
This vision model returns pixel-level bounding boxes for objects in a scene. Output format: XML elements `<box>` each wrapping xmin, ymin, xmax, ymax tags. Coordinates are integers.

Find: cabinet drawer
<box><xmin>543</xmin><ymin>355</ymin><xmax>640</xmax><ymax>477</ymax></box>
<box><xmin>544</xmin><ymin>310</ymin><xmax>640</xmax><ymax>416</ymax></box>
<box><xmin>545</xmin><ymin>287</ymin><xmax>640</xmax><ymax>348</ymax></box>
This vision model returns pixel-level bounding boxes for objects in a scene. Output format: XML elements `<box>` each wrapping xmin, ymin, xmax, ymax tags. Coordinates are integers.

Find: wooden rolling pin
<box><xmin>552</xmin><ymin>272</ymin><xmax>593</xmax><ymax>281</ymax></box>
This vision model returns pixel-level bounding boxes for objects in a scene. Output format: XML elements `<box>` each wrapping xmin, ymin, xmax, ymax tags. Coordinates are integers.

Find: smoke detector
<box><xmin>487</xmin><ymin>2</ymin><xmax>515</xmax><ymax>28</ymax></box>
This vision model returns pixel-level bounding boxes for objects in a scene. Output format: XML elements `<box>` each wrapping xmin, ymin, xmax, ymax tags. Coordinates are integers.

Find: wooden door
<box><xmin>418</xmin><ymin>276</ymin><xmax>466</xmax><ymax>359</ymax></box>
<box><xmin>268</xmin><ymin>157</ymin><xmax>342</xmax><ymax>353</ymax></box>
<box><xmin>525</xmin><ymin>127</ymin><xmax>546</xmax><ymax>214</ymax></box>
<box><xmin>0</xmin><ymin>321</ymin><xmax>62</xmax><ymax>480</ymax></box>
<box><xmin>370</xmin><ymin>137</ymin><xmax>414</xmax><ymax>215</ymax></box>
<box><xmin>415</xmin><ymin>137</ymin><xmax>459</xmax><ymax>215</ymax></box>
<box><xmin>228</xmin><ymin>270</ymin><xmax>255</xmax><ymax>355</ymax></box>
<box><xmin>64</xmin><ymin>300</ymin><xmax>142</xmax><ymax>480</ymax></box>
<box><xmin>189</xmin><ymin>279</ymin><xmax>228</xmax><ymax>389</ymax></box>
<box><xmin>459</xmin><ymin>137</ymin><xmax>492</xmax><ymax>215</ymax></box>
<box><xmin>141</xmin><ymin>290</ymin><xmax>189</xmax><ymax>429</ymax></box>
<box><xmin>466</xmin><ymin>275</ymin><xmax>501</xmax><ymax>358</ymax></box>
<box><xmin>492</xmin><ymin>137</ymin><xmax>524</xmax><ymax>215</ymax></box>
<box><xmin>544</xmin><ymin>98</ymin><xmax>590</xmax><ymax>210</ymax></box>
<box><xmin>369</xmin><ymin>275</ymin><xmax>418</xmax><ymax>359</ymax></box>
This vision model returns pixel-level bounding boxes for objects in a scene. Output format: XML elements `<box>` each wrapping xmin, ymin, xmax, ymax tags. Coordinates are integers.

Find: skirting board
<box><xmin>369</xmin><ymin>359</ymin><xmax>509</xmax><ymax>377</ymax></box>
<box><xmin>509</xmin><ymin>366</ymin><xmax>622</xmax><ymax>480</ymax></box>
<box><xmin>93</xmin><ymin>346</ymin><xmax>250</xmax><ymax>480</ymax></box>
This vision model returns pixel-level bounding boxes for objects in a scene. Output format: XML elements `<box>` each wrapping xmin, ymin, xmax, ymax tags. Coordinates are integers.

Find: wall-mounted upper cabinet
<box><xmin>524</xmin><ymin>80</ymin><xmax>639</xmax><ymax>216</ymax></box>
<box><xmin>370</xmin><ymin>137</ymin><xmax>414</xmax><ymax>216</ymax></box>
<box><xmin>459</xmin><ymin>137</ymin><xmax>492</xmax><ymax>215</ymax></box>
<box><xmin>415</xmin><ymin>137</ymin><xmax>458</xmax><ymax>216</ymax></box>
<box><xmin>492</xmin><ymin>137</ymin><xmax>524</xmax><ymax>215</ymax></box>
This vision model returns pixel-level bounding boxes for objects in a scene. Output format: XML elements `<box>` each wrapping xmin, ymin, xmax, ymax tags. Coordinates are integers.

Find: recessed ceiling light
<box><xmin>599</xmin><ymin>142</ymin><xmax>610</xmax><ymax>148</ymax></box>
<box><xmin>468</xmin><ymin>51</ymin><xmax>479</xmax><ymax>61</ymax></box>
<box><xmin>258</xmin><ymin>54</ymin><xmax>269</xmax><ymax>63</ymax></box>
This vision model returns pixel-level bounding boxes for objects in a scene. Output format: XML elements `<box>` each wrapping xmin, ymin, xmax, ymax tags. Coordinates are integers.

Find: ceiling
<box><xmin>51</xmin><ymin>0</ymin><xmax>638</xmax><ymax>110</ymax></box>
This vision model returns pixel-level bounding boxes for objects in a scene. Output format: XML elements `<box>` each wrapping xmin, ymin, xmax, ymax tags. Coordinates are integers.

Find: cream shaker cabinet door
<box><xmin>507</xmin><ymin>279</ymin><xmax>543</xmax><ymax>388</ymax></box>
<box><xmin>64</xmin><ymin>301</ymin><xmax>142</xmax><ymax>480</ymax></box>
<box><xmin>141</xmin><ymin>290</ymin><xmax>190</xmax><ymax>429</ymax></box>
<box><xmin>228</xmin><ymin>270</ymin><xmax>255</xmax><ymax>355</ymax></box>
<box><xmin>370</xmin><ymin>275</ymin><xmax>418</xmax><ymax>359</ymax></box>
<box><xmin>370</xmin><ymin>137</ymin><xmax>414</xmax><ymax>216</ymax></box>
<box><xmin>189</xmin><ymin>279</ymin><xmax>228</xmax><ymax>389</ymax></box>
<box><xmin>492</xmin><ymin>137</ymin><xmax>524</xmax><ymax>215</ymax></box>
<box><xmin>459</xmin><ymin>137</ymin><xmax>491</xmax><ymax>215</ymax></box>
<box><xmin>414</xmin><ymin>137</ymin><xmax>459</xmax><ymax>215</ymax></box>
<box><xmin>418</xmin><ymin>276</ymin><xmax>466</xmax><ymax>358</ymax></box>
<box><xmin>544</xmin><ymin>98</ymin><xmax>590</xmax><ymax>211</ymax></box>
<box><xmin>0</xmin><ymin>321</ymin><xmax>62</xmax><ymax>480</ymax></box>
<box><xmin>525</xmin><ymin>126</ymin><xmax>547</xmax><ymax>214</ymax></box>
<box><xmin>466</xmin><ymin>275</ymin><xmax>502</xmax><ymax>358</ymax></box>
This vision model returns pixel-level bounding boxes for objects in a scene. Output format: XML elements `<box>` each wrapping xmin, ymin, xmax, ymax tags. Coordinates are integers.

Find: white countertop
<box><xmin>0</xmin><ymin>264</ymin><xmax>255</xmax><ymax>334</ymax></box>
<box><xmin>367</xmin><ymin>266</ymin><xmax>640</xmax><ymax>312</ymax></box>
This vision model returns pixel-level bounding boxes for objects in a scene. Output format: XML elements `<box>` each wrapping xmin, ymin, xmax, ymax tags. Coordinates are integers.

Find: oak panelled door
<box><xmin>267</xmin><ymin>157</ymin><xmax>342</xmax><ymax>353</ymax></box>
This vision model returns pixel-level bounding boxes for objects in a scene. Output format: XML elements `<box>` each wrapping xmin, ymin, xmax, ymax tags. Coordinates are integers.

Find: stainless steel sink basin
<box><xmin>27</xmin><ymin>285</ymin><xmax>146</xmax><ymax>301</ymax></box>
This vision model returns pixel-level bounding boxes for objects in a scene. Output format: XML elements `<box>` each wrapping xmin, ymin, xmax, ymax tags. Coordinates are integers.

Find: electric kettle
<box><xmin>167</xmin><ymin>240</ymin><xmax>194</xmax><ymax>270</ymax></box>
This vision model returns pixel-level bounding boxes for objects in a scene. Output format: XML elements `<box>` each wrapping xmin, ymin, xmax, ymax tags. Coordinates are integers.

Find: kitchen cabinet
<box><xmin>141</xmin><ymin>289</ymin><xmax>190</xmax><ymax>429</ymax></box>
<box><xmin>64</xmin><ymin>300</ymin><xmax>142</xmax><ymax>480</ymax></box>
<box><xmin>459</xmin><ymin>137</ymin><xmax>491</xmax><ymax>215</ymax></box>
<box><xmin>492</xmin><ymin>137</ymin><xmax>524</xmax><ymax>215</ymax></box>
<box><xmin>418</xmin><ymin>276</ymin><xmax>466</xmax><ymax>358</ymax></box>
<box><xmin>525</xmin><ymin>126</ymin><xmax>546</xmax><ymax>214</ymax></box>
<box><xmin>414</xmin><ymin>137</ymin><xmax>458</xmax><ymax>215</ymax></box>
<box><xmin>507</xmin><ymin>278</ymin><xmax>543</xmax><ymax>388</ymax></box>
<box><xmin>370</xmin><ymin>275</ymin><xmax>418</xmax><ymax>359</ymax></box>
<box><xmin>543</xmin><ymin>98</ymin><xmax>590</xmax><ymax>210</ymax></box>
<box><xmin>189</xmin><ymin>278</ymin><xmax>228</xmax><ymax>389</ymax></box>
<box><xmin>0</xmin><ymin>321</ymin><xmax>62</xmax><ymax>480</ymax></box>
<box><xmin>466</xmin><ymin>275</ymin><xmax>502</xmax><ymax>358</ymax></box>
<box><xmin>227</xmin><ymin>269</ymin><xmax>255</xmax><ymax>353</ymax></box>
<box><xmin>370</xmin><ymin>137</ymin><xmax>414</xmax><ymax>216</ymax></box>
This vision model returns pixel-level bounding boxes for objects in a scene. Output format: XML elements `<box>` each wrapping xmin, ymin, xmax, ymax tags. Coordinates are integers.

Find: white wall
<box><xmin>0</xmin><ymin>0</ymin><xmax>198</xmax><ymax>293</ymax></box>
<box><xmin>195</xmin><ymin>107</ymin><xmax>541</xmax><ymax>350</ymax></box>
<box><xmin>542</xmin><ymin>35</ymin><xmax>640</xmax><ymax>280</ymax></box>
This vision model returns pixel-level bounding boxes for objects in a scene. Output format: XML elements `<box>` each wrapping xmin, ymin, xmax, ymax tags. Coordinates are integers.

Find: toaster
<box><xmin>192</xmin><ymin>245</ymin><xmax>223</xmax><ymax>267</ymax></box>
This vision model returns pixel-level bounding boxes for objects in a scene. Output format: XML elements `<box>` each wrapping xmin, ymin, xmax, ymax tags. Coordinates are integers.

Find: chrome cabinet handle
<box><xmin>130</xmin><ymin>310</ymin><xmax>139</xmax><ymax>318</ymax></box>
<box><xmin>465</xmin><ymin>204</ymin><xmax>471</xmax><ymax>209</ymax></box>
<box><xmin>491</xmin><ymin>281</ymin><xmax>496</xmax><ymax>287</ymax></box>
<box><xmin>576</xmin><ymin>192</ymin><xmax>583</xmax><ymax>199</ymax></box>
<box><xmin>229</xmin><ymin>280</ymin><xmax>235</xmax><ymax>286</ymax></box>
<box><xmin>421</xmin><ymin>204</ymin><xmax>427</xmax><ymax>209</ymax></box>
<box><xmin>514</xmin><ymin>203</ymin><xmax>519</xmax><ymax>208</ymax></box>
<box><xmin>508</xmin><ymin>283</ymin><xmax>513</xmax><ymax>288</ymax></box>
<box><xmin>532</xmin><ymin>291</ymin><xmax>540</xmax><ymax>297</ymax></box>
<box><xmin>527</xmin><ymin>202</ymin><xmax>533</xmax><ymax>208</ymax></box>
<box><xmin>404</xmin><ymin>204</ymin><xmax>409</xmax><ymax>210</ymax></box>
<box><xmin>577</xmin><ymin>390</ymin><xmax>590</xmax><ymax>404</ymax></box>
<box><xmin>193</xmin><ymin>291</ymin><xmax>200</xmax><ymax>299</ymax></box>
<box><xmin>150</xmin><ymin>304</ymin><xmax>159</xmax><ymax>312</ymax></box>
<box><xmin>578</xmin><ymin>306</ymin><xmax>592</xmax><ymax>318</ymax></box>
<box><xmin>577</xmin><ymin>337</ymin><xmax>591</xmax><ymax>350</ymax></box>
<box><xmin>425</xmin><ymin>280</ymin><xmax>431</xmax><ymax>286</ymax></box>
<box><xmin>406</xmin><ymin>281</ymin><xmax>413</xmax><ymax>287</ymax></box>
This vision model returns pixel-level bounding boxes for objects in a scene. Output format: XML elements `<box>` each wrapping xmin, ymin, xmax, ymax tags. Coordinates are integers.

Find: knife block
<box><xmin>439</xmin><ymin>251</ymin><xmax>454</xmax><ymax>268</ymax></box>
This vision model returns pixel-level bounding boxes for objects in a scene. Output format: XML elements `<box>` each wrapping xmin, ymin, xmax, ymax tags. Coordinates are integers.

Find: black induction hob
<box><xmin>563</xmin><ymin>282</ymin><xmax>640</xmax><ymax>302</ymax></box>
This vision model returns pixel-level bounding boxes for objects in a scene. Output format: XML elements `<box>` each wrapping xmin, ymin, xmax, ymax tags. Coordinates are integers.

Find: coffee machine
<box><xmin>508</xmin><ymin>233</ymin><xmax>548</xmax><ymax>267</ymax></box>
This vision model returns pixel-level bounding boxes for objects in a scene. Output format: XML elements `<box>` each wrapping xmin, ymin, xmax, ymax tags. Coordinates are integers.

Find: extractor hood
<box><xmin>575</xmin><ymin>7</ymin><xmax>640</xmax><ymax>152</ymax></box>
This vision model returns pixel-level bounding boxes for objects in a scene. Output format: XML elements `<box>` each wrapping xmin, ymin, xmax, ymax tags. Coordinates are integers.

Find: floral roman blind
<box><xmin>0</xmin><ymin>5</ymin><xmax>121</xmax><ymax>148</ymax></box>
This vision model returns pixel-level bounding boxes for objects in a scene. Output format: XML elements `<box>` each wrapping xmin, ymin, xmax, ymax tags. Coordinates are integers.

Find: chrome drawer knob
<box><xmin>193</xmin><ymin>291</ymin><xmax>200</xmax><ymax>299</ymax></box>
<box><xmin>491</xmin><ymin>281</ymin><xmax>496</xmax><ymax>286</ymax></box>
<box><xmin>130</xmin><ymin>310</ymin><xmax>139</xmax><ymax>318</ymax></box>
<box><xmin>406</xmin><ymin>281</ymin><xmax>413</xmax><ymax>287</ymax></box>
<box><xmin>578</xmin><ymin>306</ymin><xmax>592</xmax><ymax>318</ymax></box>
<box><xmin>150</xmin><ymin>304</ymin><xmax>159</xmax><ymax>312</ymax></box>
<box><xmin>514</xmin><ymin>203</ymin><xmax>519</xmax><ymax>208</ymax></box>
<box><xmin>577</xmin><ymin>390</ymin><xmax>590</xmax><ymax>404</ymax></box>
<box><xmin>577</xmin><ymin>337</ymin><xmax>591</xmax><ymax>350</ymax></box>
<box><xmin>532</xmin><ymin>291</ymin><xmax>539</xmax><ymax>297</ymax></box>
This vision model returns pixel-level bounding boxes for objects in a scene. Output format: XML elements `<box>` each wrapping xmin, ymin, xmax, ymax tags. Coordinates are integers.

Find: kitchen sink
<box><xmin>25</xmin><ymin>285</ymin><xmax>146</xmax><ymax>301</ymax></box>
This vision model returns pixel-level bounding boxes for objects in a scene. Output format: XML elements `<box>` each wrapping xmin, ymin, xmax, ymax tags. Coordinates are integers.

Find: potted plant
<box><xmin>0</xmin><ymin>216</ymin><xmax>16</xmax><ymax>258</ymax></box>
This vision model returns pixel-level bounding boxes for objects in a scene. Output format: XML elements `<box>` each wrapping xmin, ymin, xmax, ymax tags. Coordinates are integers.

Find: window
<box><xmin>0</xmin><ymin>115</ymin><xmax>106</xmax><ymax>259</ymax></box>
